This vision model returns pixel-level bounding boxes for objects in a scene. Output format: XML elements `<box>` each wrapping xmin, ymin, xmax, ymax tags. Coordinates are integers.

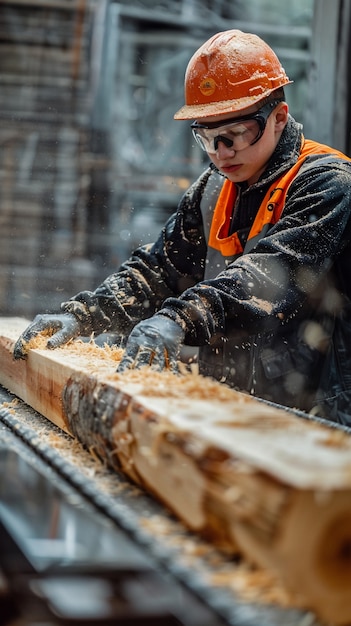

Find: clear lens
<box><xmin>192</xmin><ymin>119</ymin><xmax>261</xmax><ymax>154</ymax></box>
<box><xmin>191</xmin><ymin>99</ymin><xmax>281</xmax><ymax>154</ymax></box>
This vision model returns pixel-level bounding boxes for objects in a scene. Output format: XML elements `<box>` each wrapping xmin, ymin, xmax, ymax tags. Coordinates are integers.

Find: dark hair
<box><xmin>256</xmin><ymin>88</ymin><xmax>285</xmax><ymax>111</ymax></box>
<box><xmin>269</xmin><ymin>87</ymin><xmax>285</xmax><ymax>102</ymax></box>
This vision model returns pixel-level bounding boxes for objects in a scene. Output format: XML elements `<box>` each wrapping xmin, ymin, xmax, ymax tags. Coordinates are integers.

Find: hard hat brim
<box><xmin>174</xmin><ymin>83</ymin><xmax>292</xmax><ymax>121</ymax></box>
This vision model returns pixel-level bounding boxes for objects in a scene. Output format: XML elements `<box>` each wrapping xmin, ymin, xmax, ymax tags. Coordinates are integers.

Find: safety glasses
<box><xmin>191</xmin><ymin>99</ymin><xmax>282</xmax><ymax>154</ymax></box>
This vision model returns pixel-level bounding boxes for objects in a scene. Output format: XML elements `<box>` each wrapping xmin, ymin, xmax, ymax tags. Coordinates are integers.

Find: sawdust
<box><xmin>24</xmin><ymin>329</ymin><xmax>52</xmax><ymax>351</ymax></box>
<box><xmin>209</xmin><ymin>564</ymin><xmax>306</xmax><ymax>609</ymax></box>
<box><xmin>108</xmin><ymin>367</ymin><xmax>252</xmax><ymax>403</ymax></box>
<box><xmin>27</xmin><ymin>335</ymin><xmax>124</xmax><ymax>363</ymax></box>
<box><xmin>1</xmin><ymin>398</ymin><xmax>19</xmax><ymax>415</ymax></box>
<box><xmin>27</xmin><ymin>334</ymin><xmax>256</xmax><ymax>403</ymax></box>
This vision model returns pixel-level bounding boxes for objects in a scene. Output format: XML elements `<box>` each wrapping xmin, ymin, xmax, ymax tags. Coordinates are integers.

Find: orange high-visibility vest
<box><xmin>202</xmin><ymin>137</ymin><xmax>351</xmax><ymax>279</ymax></box>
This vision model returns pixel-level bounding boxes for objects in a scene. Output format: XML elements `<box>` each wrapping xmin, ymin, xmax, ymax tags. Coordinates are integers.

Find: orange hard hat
<box><xmin>174</xmin><ymin>30</ymin><xmax>292</xmax><ymax>120</ymax></box>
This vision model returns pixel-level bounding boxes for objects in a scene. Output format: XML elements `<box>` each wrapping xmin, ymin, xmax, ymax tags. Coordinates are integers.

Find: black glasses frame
<box><xmin>191</xmin><ymin>99</ymin><xmax>283</xmax><ymax>150</ymax></box>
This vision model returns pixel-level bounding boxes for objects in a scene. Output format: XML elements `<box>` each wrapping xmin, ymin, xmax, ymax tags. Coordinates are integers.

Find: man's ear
<box><xmin>274</xmin><ymin>102</ymin><xmax>289</xmax><ymax>131</ymax></box>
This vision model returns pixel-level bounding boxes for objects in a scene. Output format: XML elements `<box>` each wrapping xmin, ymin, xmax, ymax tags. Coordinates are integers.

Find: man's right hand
<box><xmin>13</xmin><ymin>313</ymin><xmax>81</xmax><ymax>360</ymax></box>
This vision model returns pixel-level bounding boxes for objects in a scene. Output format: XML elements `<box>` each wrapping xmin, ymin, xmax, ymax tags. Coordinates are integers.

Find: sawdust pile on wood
<box><xmin>110</xmin><ymin>367</ymin><xmax>252</xmax><ymax>403</ymax></box>
<box><xmin>27</xmin><ymin>335</ymin><xmax>124</xmax><ymax>362</ymax></box>
<box><xmin>27</xmin><ymin>335</ymin><xmax>252</xmax><ymax>403</ymax></box>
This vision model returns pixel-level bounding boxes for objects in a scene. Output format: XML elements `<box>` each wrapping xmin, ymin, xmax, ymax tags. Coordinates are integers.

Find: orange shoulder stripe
<box><xmin>208</xmin><ymin>137</ymin><xmax>351</xmax><ymax>257</ymax></box>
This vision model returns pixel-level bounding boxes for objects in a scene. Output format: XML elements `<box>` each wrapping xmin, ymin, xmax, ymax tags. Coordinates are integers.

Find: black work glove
<box><xmin>117</xmin><ymin>316</ymin><xmax>185</xmax><ymax>373</ymax></box>
<box><xmin>13</xmin><ymin>313</ymin><xmax>82</xmax><ymax>360</ymax></box>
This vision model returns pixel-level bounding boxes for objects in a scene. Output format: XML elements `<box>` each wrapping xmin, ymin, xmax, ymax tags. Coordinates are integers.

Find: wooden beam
<box><xmin>1</xmin><ymin>317</ymin><xmax>351</xmax><ymax>624</ymax></box>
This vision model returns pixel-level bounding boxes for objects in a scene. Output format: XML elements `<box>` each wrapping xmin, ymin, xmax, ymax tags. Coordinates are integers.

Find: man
<box><xmin>14</xmin><ymin>30</ymin><xmax>351</xmax><ymax>425</ymax></box>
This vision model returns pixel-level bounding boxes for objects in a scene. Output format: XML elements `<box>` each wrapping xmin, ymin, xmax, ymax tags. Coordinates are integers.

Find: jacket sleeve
<box><xmin>61</xmin><ymin>168</ymin><xmax>211</xmax><ymax>335</ymax></box>
<box><xmin>157</xmin><ymin>157</ymin><xmax>351</xmax><ymax>346</ymax></box>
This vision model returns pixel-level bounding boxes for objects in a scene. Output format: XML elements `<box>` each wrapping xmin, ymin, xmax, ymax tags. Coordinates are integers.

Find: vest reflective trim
<box><xmin>201</xmin><ymin>138</ymin><xmax>351</xmax><ymax>279</ymax></box>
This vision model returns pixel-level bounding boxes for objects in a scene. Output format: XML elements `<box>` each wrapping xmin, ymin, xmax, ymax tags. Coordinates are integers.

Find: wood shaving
<box><xmin>44</xmin><ymin>338</ymin><xmax>124</xmax><ymax>363</ymax></box>
<box><xmin>25</xmin><ymin>329</ymin><xmax>53</xmax><ymax>351</ymax></box>
<box><xmin>209</xmin><ymin>564</ymin><xmax>306</xmax><ymax>609</ymax></box>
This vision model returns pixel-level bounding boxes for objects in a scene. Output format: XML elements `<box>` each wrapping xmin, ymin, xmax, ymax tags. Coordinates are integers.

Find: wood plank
<box><xmin>0</xmin><ymin>317</ymin><xmax>119</xmax><ymax>431</ymax></box>
<box><xmin>1</xmin><ymin>316</ymin><xmax>351</xmax><ymax>624</ymax></box>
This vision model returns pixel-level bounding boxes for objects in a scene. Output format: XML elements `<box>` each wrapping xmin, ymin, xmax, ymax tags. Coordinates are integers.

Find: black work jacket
<box><xmin>63</xmin><ymin>116</ymin><xmax>351</xmax><ymax>425</ymax></box>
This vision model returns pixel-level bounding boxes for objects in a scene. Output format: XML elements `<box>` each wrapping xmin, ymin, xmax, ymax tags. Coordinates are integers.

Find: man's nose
<box><xmin>214</xmin><ymin>136</ymin><xmax>235</xmax><ymax>157</ymax></box>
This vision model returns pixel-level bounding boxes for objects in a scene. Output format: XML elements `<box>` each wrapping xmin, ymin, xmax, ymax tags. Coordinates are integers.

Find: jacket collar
<box><xmin>256</xmin><ymin>114</ymin><xmax>303</xmax><ymax>188</ymax></box>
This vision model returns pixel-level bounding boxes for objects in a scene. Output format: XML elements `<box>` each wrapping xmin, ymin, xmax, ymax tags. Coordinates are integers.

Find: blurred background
<box><xmin>0</xmin><ymin>0</ymin><xmax>350</xmax><ymax>318</ymax></box>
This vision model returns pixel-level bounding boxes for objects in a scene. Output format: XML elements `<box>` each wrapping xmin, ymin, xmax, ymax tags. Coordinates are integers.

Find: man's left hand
<box><xmin>117</xmin><ymin>316</ymin><xmax>185</xmax><ymax>373</ymax></box>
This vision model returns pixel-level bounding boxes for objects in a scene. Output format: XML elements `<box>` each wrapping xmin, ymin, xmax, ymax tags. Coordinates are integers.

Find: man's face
<box><xmin>193</xmin><ymin>101</ymin><xmax>288</xmax><ymax>185</ymax></box>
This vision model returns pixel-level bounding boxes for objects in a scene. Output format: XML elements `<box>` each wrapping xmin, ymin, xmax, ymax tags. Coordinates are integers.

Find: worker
<box><xmin>14</xmin><ymin>30</ymin><xmax>351</xmax><ymax>425</ymax></box>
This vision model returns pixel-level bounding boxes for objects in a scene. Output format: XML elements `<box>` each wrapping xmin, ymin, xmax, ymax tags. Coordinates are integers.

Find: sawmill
<box><xmin>1</xmin><ymin>1</ymin><xmax>351</xmax><ymax>625</ymax></box>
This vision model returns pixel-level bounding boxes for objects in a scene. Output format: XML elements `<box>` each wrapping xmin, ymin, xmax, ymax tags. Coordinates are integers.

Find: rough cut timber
<box><xmin>1</xmin><ymin>317</ymin><xmax>351</xmax><ymax>625</ymax></box>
